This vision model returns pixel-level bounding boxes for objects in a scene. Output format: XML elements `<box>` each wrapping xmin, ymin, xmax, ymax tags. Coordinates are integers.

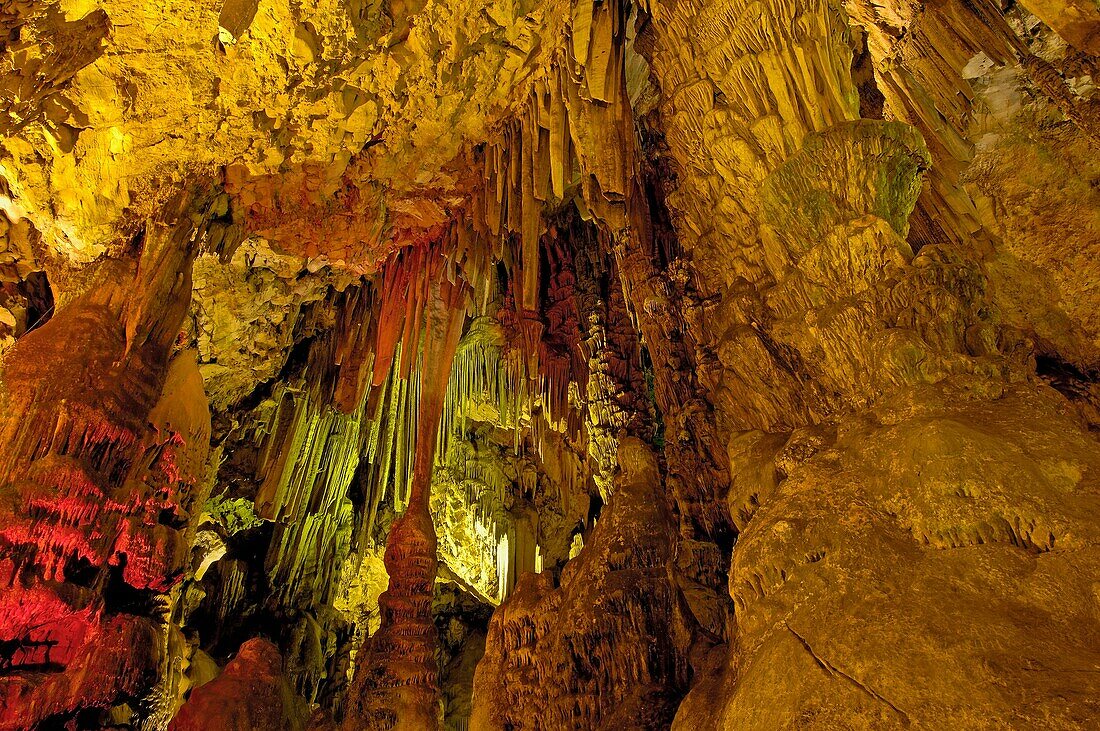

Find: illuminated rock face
<box><xmin>471</xmin><ymin>438</ymin><xmax>692</xmax><ymax>730</ymax></box>
<box><xmin>0</xmin><ymin>197</ymin><xmax>214</xmax><ymax>729</ymax></box>
<box><xmin>169</xmin><ymin>638</ymin><xmax>309</xmax><ymax>731</ymax></box>
<box><xmin>1</xmin><ymin>0</ymin><xmax>1099</xmax><ymax>729</ymax></box>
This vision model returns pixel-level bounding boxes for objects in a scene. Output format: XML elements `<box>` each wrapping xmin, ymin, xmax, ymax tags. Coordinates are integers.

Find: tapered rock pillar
<box><xmin>343</xmin><ymin>274</ymin><xmax>466</xmax><ymax>731</ymax></box>
<box><xmin>0</xmin><ymin>191</ymin><xmax>214</xmax><ymax>728</ymax></box>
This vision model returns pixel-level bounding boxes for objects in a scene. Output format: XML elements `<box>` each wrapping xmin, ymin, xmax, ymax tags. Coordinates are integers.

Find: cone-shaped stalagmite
<box><xmin>342</xmin><ymin>248</ymin><xmax>467</xmax><ymax>731</ymax></box>
<box><xmin>1</xmin><ymin>0</ymin><xmax>1098</xmax><ymax>728</ymax></box>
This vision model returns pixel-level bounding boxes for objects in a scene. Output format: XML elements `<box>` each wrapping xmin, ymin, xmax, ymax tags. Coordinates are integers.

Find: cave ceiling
<box><xmin>1</xmin><ymin>0</ymin><xmax>1099</xmax><ymax>729</ymax></box>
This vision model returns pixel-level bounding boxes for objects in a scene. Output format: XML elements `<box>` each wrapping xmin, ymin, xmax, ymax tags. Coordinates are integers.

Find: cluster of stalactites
<box><xmin>440</xmin><ymin>317</ymin><xmax>529</xmax><ymax>458</ymax></box>
<box><xmin>312</xmin><ymin>226</ymin><xmax>583</xmax><ymax>613</ymax></box>
<box><xmin>446</xmin><ymin>0</ymin><xmax>655</xmax><ymax>503</ymax></box>
<box><xmin>329</xmin><ymin>232</ymin><xmax>483</xmax><ymax>536</ymax></box>
<box><xmin>431</xmin><ymin>318</ymin><xmax>566</xmax><ymax>603</ymax></box>
<box><xmin>422</xmin><ymin>202</ymin><xmax>657</xmax><ymax>604</ymax></box>
<box><xmin>466</xmin><ymin>0</ymin><xmax>635</xmax><ymax>311</ymax></box>
<box><xmin>248</xmin><ymin>385</ymin><xmax>366</xmax><ymax>615</ymax></box>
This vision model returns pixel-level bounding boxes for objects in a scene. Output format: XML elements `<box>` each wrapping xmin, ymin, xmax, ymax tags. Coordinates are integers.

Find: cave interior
<box><xmin>0</xmin><ymin>0</ymin><xmax>1099</xmax><ymax>729</ymax></box>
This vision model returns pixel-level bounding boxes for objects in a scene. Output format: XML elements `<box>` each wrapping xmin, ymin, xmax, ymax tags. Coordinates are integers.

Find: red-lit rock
<box><xmin>0</xmin><ymin>198</ymin><xmax>213</xmax><ymax>728</ymax></box>
<box><xmin>169</xmin><ymin>638</ymin><xmax>310</xmax><ymax>731</ymax></box>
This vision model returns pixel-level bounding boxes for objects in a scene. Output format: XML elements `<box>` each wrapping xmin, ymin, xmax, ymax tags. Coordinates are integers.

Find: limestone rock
<box><xmin>0</xmin><ymin>0</ymin><xmax>1097</xmax><ymax>729</ymax></box>
<box><xmin>169</xmin><ymin>638</ymin><xmax>311</xmax><ymax>731</ymax></box>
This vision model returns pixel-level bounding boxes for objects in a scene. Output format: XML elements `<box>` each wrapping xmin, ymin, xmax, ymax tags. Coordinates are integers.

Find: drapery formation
<box><xmin>1</xmin><ymin>0</ymin><xmax>1098</xmax><ymax>729</ymax></box>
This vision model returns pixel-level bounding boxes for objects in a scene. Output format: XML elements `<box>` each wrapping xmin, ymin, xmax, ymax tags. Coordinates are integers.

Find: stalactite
<box><xmin>258</xmin><ymin>392</ymin><xmax>365</xmax><ymax>613</ymax></box>
<box><xmin>342</xmin><ymin>242</ymin><xmax>468</xmax><ymax>731</ymax></box>
<box><xmin>4</xmin><ymin>0</ymin><xmax>1099</xmax><ymax>728</ymax></box>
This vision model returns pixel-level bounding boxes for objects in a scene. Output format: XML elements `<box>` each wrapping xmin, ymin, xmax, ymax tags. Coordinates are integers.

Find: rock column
<box><xmin>343</xmin><ymin>273</ymin><xmax>466</xmax><ymax>730</ymax></box>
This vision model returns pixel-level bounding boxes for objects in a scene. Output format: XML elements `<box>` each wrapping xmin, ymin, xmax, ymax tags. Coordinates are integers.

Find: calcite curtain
<box><xmin>0</xmin><ymin>0</ymin><xmax>1098</xmax><ymax>729</ymax></box>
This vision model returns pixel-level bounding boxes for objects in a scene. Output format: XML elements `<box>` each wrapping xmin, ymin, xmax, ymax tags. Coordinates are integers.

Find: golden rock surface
<box><xmin>0</xmin><ymin>0</ymin><xmax>1098</xmax><ymax>729</ymax></box>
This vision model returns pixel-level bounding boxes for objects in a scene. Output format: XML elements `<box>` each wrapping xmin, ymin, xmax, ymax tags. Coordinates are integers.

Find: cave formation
<box><xmin>1</xmin><ymin>0</ymin><xmax>1099</xmax><ymax>729</ymax></box>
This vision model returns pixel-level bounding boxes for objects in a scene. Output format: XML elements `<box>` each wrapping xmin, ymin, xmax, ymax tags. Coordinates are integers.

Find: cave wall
<box><xmin>1</xmin><ymin>0</ymin><xmax>1098</xmax><ymax>729</ymax></box>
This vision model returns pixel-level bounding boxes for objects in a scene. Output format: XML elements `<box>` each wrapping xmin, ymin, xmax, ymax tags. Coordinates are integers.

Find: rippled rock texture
<box><xmin>1</xmin><ymin>0</ymin><xmax>1098</xmax><ymax>728</ymax></box>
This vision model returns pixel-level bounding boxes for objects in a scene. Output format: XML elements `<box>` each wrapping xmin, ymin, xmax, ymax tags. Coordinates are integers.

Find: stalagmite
<box><xmin>1</xmin><ymin>0</ymin><xmax>1098</xmax><ymax>728</ymax></box>
<box><xmin>342</xmin><ymin>247</ymin><xmax>467</xmax><ymax>731</ymax></box>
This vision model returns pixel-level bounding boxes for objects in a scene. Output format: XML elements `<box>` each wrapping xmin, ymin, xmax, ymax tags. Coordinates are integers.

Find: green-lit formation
<box><xmin>0</xmin><ymin>0</ymin><xmax>1098</xmax><ymax>729</ymax></box>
